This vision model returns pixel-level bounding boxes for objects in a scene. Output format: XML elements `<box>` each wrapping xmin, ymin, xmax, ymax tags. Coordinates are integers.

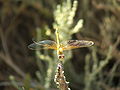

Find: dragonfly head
<box><xmin>57</xmin><ymin>47</ymin><xmax>64</xmax><ymax>59</ymax></box>
<box><xmin>58</xmin><ymin>54</ymin><xmax>65</xmax><ymax>59</ymax></box>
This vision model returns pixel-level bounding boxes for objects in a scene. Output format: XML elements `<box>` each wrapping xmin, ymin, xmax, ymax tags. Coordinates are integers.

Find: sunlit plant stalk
<box><xmin>35</xmin><ymin>0</ymin><xmax>84</xmax><ymax>89</ymax></box>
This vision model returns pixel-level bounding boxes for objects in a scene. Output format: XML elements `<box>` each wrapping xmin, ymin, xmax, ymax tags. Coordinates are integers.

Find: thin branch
<box><xmin>0</xmin><ymin>29</ymin><xmax>25</xmax><ymax>78</ymax></box>
<box><xmin>54</xmin><ymin>61</ymin><xmax>70</xmax><ymax>90</ymax></box>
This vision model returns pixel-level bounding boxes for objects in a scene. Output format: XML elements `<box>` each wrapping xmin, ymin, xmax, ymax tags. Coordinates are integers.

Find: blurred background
<box><xmin>0</xmin><ymin>0</ymin><xmax>120</xmax><ymax>90</ymax></box>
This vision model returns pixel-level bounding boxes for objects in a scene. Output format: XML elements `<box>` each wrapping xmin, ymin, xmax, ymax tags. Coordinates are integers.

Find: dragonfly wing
<box><xmin>62</xmin><ymin>40</ymin><xmax>94</xmax><ymax>50</ymax></box>
<box><xmin>28</xmin><ymin>40</ymin><xmax>57</xmax><ymax>50</ymax></box>
<box><xmin>28</xmin><ymin>43</ymin><xmax>45</xmax><ymax>50</ymax></box>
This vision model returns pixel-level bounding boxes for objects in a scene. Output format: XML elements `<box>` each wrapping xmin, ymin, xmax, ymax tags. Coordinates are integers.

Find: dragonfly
<box><xmin>28</xmin><ymin>30</ymin><xmax>94</xmax><ymax>60</ymax></box>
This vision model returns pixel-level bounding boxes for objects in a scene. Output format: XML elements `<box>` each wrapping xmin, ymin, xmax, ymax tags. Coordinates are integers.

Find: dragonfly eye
<box><xmin>58</xmin><ymin>54</ymin><xmax>65</xmax><ymax>59</ymax></box>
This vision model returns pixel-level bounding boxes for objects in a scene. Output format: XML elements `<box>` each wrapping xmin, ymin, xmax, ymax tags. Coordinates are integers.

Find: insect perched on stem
<box><xmin>28</xmin><ymin>30</ymin><xmax>94</xmax><ymax>60</ymax></box>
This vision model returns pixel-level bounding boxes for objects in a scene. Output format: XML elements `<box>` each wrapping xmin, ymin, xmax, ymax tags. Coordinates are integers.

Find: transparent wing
<box><xmin>28</xmin><ymin>40</ymin><xmax>57</xmax><ymax>50</ymax></box>
<box><xmin>62</xmin><ymin>40</ymin><xmax>94</xmax><ymax>50</ymax></box>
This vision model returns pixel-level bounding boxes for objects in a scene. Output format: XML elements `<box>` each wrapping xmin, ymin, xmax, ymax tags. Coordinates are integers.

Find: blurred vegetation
<box><xmin>0</xmin><ymin>0</ymin><xmax>120</xmax><ymax>90</ymax></box>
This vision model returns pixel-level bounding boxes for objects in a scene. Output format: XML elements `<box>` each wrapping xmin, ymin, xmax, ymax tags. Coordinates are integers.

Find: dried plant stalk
<box><xmin>54</xmin><ymin>61</ymin><xmax>70</xmax><ymax>90</ymax></box>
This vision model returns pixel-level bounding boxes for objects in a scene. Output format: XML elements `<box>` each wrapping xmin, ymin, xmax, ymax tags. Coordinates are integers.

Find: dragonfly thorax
<box><xmin>57</xmin><ymin>47</ymin><xmax>64</xmax><ymax>59</ymax></box>
<box><xmin>59</xmin><ymin>47</ymin><xmax>63</xmax><ymax>52</ymax></box>
<box><xmin>57</xmin><ymin>47</ymin><xmax>63</xmax><ymax>54</ymax></box>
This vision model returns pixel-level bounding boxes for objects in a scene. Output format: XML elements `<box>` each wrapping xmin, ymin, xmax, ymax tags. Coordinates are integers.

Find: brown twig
<box><xmin>54</xmin><ymin>61</ymin><xmax>70</xmax><ymax>90</ymax></box>
<box><xmin>0</xmin><ymin>29</ymin><xmax>25</xmax><ymax>78</ymax></box>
